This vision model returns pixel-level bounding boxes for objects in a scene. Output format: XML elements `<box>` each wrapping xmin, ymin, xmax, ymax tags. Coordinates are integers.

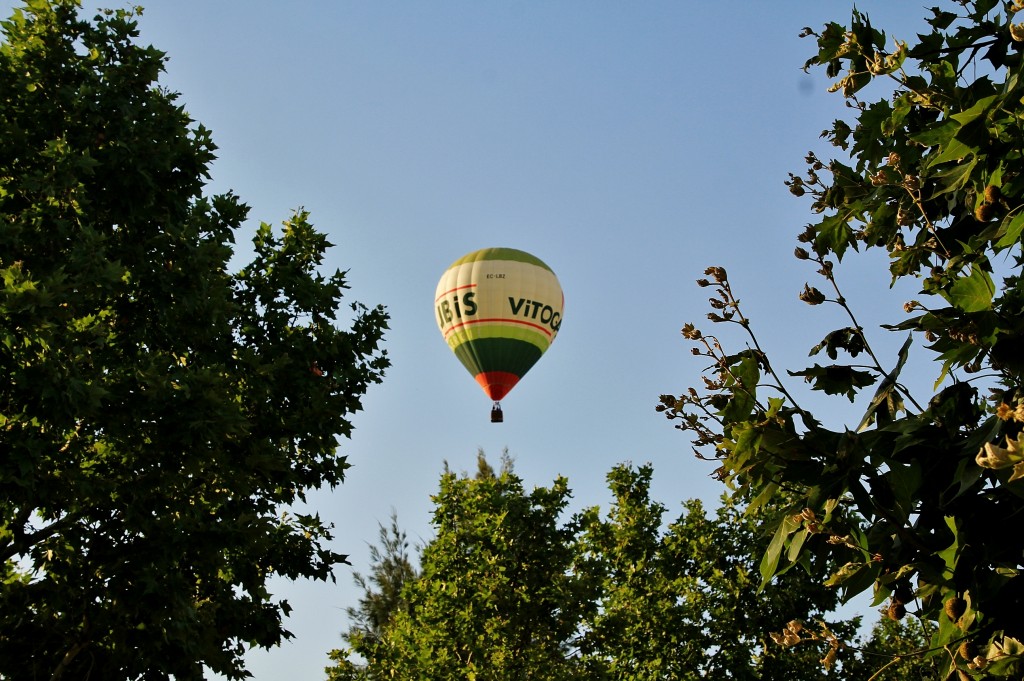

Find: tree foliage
<box><xmin>659</xmin><ymin>1</ymin><xmax>1024</xmax><ymax>677</ymax></box>
<box><xmin>328</xmin><ymin>457</ymin><xmax>925</xmax><ymax>680</ymax></box>
<box><xmin>574</xmin><ymin>465</ymin><xmax>865</xmax><ymax>681</ymax></box>
<box><xmin>326</xmin><ymin>512</ymin><xmax>417</xmax><ymax>681</ymax></box>
<box><xmin>344</xmin><ymin>511</ymin><xmax>418</xmax><ymax>649</ymax></box>
<box><xmin>0</xmin><ymin>1</ymin><xmax>388</xmax><ymax>678</ymax></box>
<box><xmin>338</xmin><ymin>453</ymin><xmax>585</xmax><ymax>680</ymax></box>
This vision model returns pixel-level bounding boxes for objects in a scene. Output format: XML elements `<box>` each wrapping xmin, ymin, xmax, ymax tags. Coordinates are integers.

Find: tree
<box><xmin>659</xmin><ymin>1</ymin><xmax>1024</xmax><ymax>677</ymax></box>
<box><xmin>575</xmin><ymin>465</ymin><xmax>867</xmax><ymax>680</ymax></box>
<box><xmin>0</xmin><ymin>2</ymin><xmax>389</xmax><ymax>678</ymax></box>
<box><xmin>344</xmin><ymin>511</ymin><xmax>418</xmax><ymax>648</ymax></box>
<box><xmin>326</xmin><ymin>512</ymin><xmax>417</xmax><ymax>681</ymax></box>
<box><xmin>328</xmin><ymin>457</ymin><xmax>924</xmax><ymax>680</ymax></box>
<box><xmin>333</xmin><ymin>452</ymin><xmax>588</xmax><ymax>680</ymax></box>
<box><xmin>850</xmin><ymin>617</ymin><xmax>945</xmax><ymax>680</ymax></box>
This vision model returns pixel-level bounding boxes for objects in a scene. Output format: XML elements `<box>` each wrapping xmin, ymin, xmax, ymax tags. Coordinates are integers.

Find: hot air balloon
<box><xmin>435</xmin><ymin>247</ymin><xmax>564</xmax><ymax>422</ymax></box>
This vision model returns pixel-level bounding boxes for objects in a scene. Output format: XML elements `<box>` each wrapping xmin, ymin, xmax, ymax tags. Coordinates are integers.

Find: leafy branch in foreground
<box><xmin>661</xmin><ymin>2</ymin><xmax>1024</xmax><ymax>678</ymax></box>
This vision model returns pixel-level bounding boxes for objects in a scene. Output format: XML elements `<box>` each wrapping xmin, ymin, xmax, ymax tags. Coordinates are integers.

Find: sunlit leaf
<box><xmin>944</xmin><ymin>264</ymin><xmax>995</xmax><ymax>312</ymax></box>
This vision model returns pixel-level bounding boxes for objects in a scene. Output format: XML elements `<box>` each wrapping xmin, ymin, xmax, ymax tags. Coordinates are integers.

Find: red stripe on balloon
<box><xmin>475</xmin><ymin>371</ymin><xmax>520</xmax><ymax>401</ymax></box>
<box><xmin>435</xmin><ymin>283</ymin><xmax>477</xmax><ymax>302</ymax></box>
<box><xmin>443</xmin><ymin>317</ymin><xmax>553</xmax><ymax>340</ymax></box>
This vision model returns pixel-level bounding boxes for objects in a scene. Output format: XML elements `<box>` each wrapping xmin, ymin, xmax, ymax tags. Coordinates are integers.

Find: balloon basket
<box><xmin>490</xmin><ymin>402</ymin><xmax>503</xmax><ymax>423</ymax></box>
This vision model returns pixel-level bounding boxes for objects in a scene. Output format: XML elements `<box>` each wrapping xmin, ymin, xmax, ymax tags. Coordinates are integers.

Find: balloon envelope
<box><xmin>435</xmin><ymin>247</ymin><xmax>563</xmax><ymax>401</ymax></box>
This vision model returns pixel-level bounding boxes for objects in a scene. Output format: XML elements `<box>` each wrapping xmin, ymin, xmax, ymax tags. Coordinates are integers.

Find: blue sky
<box><xmin>6</xmin><ymin>1</ymin><xmax>941</xmax><ymax>678</ymax></box>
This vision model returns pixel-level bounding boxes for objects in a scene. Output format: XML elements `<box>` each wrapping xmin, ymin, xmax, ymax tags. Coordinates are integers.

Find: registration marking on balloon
<box><xmin>435</xmin><ymin>247</ymin><xmax>564</xmax><ymax>419</ymax></box>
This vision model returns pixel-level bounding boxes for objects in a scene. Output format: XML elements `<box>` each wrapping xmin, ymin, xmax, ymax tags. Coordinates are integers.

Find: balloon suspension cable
<box><xmin>490</xmin><ymin>401</ymin><xmax>504</xmax><ymax>423</ymax></box>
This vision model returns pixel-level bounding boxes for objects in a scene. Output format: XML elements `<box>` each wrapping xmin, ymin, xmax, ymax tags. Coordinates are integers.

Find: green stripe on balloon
<box><xmin>452</xmin><ymin>337</ymin><xmax>543</xmax><ymax>386</ymax></box>
<box><xmin>445</xmin><ymin>322</ymin><xmax>552</xmax><ymax>354</ymax></box>
<box><xmin>445</xmin><ymin>247</ymin><xmax>555</xmax><ymax>272</ymax></box>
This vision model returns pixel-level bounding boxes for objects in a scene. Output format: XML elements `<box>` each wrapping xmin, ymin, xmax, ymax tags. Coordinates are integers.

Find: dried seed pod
<box><xmin>945</xmin><ymin>596</ymin><xmax>967</xmax><ymax>621</ymax></box>
<box><xmin>799</xmin><ymin>285</ymin><xmax>826</xmax><ymax>305</ymax></box>
<box><xmin>975</xmin><ymin>201</ymin><xmax>995</xmax><ymax>222</ymax></box>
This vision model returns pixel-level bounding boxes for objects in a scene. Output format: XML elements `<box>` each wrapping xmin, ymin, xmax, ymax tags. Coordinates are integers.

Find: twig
<box><xmin>815</xmin><ymin>255</ymin><xmax>925</xmax><ymax>412</ymax></box>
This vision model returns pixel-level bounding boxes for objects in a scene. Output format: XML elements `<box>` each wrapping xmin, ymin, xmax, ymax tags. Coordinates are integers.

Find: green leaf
<box><xmin>729</xmin><ymin>422</ymin><xmax>763</xmax><ymax>471</ymax></box>
<box><xmin>885</xmin><ymin>462</ymin><xmax>922</xmax><ymax>523</ymax></box>
<box><xmin>747</xmin><ymin>481</ymin><xmax>779</xmax><ymax>514</ymax></box>
<box><xmin>926</xmin><ymin>9</ymin><xmax>958</xmax><ymax>30</ymax></box>
<box><xmin>929</xmin><ymin>157</ymin><xmax>977</xmax><ymax>195</ymax></box>
<box><xmin>909</xmin><ymin>118</ymin><xmax>957</xmax><ymax>147</ymax></box>
<box><xmin>824</xmin><ymin>561</ymin><xmax>861</xmax><ymax>588</ymax></box>
<box><xmin>789</xmin><ymin>364</ymin><xmax>876</xmax><ymax>401</ymax></box>
<box><xmin>765</xmin><ymin>397</ymin><xmax>786</xmax><ymax>418</ymax></box>
<box><xmin>949</xmin><ymin>94</ymin><xmax>998</xmax><ymax>126</ymax></box>
<box><xmin>938</xmin><ymin>516</ymin><xmax>961</xmax><ymax>573</ymax></box>
<box><xmin>787</xmin><ymin>527</ymin><xmax>809</xmax><ymax>562</ymax></box>
<box><xmin>995</xmin><ymin>210</ymin><xmax>1024</xmax><ymax>249</ymax></box>
<box><xmin>814</xmin><ymin>213</ymin><xmax>857</xmax><ymax>261</ymax></box>
<box><xmin>720</xmin><ymin>354</ymin><xmax>760</xmax><ymax>423</ymax></box>
<box><xmin>857</xmin><ymin>334</ymin><xmax>912</xmax><ymax>430</ymax></box>
<box><xmin>926</xmin><ymin>136</ymin><xmax>973</xmax><ymax>166</ymax></box>
<box><xmin>759</xmin><ymin>515</ymin><xmax>800</xmax><ymax>588</ymax></box>
<box><xmin>825</xmin><ymin>560</ymin><xmax>882</xmax><ymax>603</ymax></box>
<box><xmin>944</xmin><ymin>264</ymin><xmax>995</xmax><ymax>312</ymax></box>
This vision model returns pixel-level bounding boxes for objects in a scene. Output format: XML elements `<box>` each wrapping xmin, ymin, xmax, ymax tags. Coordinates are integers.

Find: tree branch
<box><xmin>50</xmin><ymin>640</ymin><xmax>90</xmax><ymax>681</ymax></box>
<box><xmin>0</xmin><ymin>512</ymin><xmax>81</xmax><ymax>563</ymax></box>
